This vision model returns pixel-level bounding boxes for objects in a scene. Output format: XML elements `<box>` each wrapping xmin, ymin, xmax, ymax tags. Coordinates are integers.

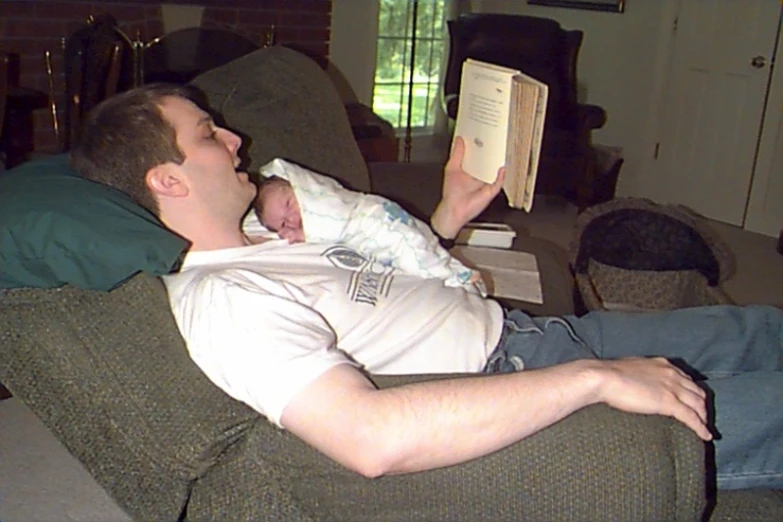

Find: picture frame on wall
<box><xmin>527</xmin><ymin>0</ymin><xmax>625</xmax><ymax>13</ymax></box>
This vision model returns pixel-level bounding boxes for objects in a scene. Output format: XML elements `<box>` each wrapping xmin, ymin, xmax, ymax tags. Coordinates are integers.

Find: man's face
<box><xmin>159</xmin><ymin>96</ymin><xmax>256</xmax><ymax>222</ymax></box>
<box><xmin>259</xmin><ymin>182</ymin><xmax>305</xmax><ymax>243</ymax></box>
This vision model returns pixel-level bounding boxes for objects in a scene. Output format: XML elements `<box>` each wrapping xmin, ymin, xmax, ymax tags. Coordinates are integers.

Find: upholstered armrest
<box><xmin>368</xmin><ymin>161</ymin><xmax>444</xmax><ymax>219</ymax></box>
<box><xmin>576</xmin><ymin>103</ymin><xmax>607</xmax><ymax>131</ymax></box>
<box><xmin>247</xmin><ymin>372</ymin><xmax>707</xmax><ymax>522</ymax></box>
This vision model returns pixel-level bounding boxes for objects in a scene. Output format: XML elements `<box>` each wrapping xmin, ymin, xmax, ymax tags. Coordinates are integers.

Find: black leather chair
<box><xmin>444</xmin><ymin>13</ymin><xmax>609</xmax><ymax>210</ymax></box>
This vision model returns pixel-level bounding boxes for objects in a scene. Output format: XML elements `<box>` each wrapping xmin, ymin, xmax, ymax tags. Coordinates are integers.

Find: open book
<box><xmin>451</xmin><ymin>246</ymin><xmax>543</xmax><ymax>304</ymax></box>
<box><xmin>452</xmin><ymin>58</ymin><xmax>548</xmax><ymax>212</ymax></box>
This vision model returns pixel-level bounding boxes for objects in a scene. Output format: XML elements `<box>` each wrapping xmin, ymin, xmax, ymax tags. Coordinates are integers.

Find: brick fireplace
<box><xmin>0</xmin><ymin>0</ymin><xmax>333</xmax><ymax>154</ymax></box>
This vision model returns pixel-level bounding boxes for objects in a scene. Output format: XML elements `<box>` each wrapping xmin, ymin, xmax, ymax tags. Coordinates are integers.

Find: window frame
<box><xmin>372</xmin><ymin>0</ymin><xmax>448</xmax><ymax>135</ymax></box>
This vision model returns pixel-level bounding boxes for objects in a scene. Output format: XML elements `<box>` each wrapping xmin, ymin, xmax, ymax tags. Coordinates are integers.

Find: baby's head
<box><xmin>253</xmin><ymin>176</ymin><xmax>305</xmax><ymax>243</ymax></box>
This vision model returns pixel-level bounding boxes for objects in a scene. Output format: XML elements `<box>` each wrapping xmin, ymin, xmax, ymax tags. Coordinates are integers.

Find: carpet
<box><xmin>0</xmin><ymin>397</ymin><xmax>132</xmax><ymax>522</ymax></box>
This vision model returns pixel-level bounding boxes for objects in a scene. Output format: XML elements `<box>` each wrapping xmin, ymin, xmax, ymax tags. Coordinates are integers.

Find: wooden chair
<box><xmin>0</xmin><ymin>53</ymin><xmax>20</xmax><ymax>168</ymax></box>
<box><xmin>444</xmin><ymin>13</ymin><xmax>609</xmax><ymax>210</ymax></box>
<box><xmin>63</xmin><ymin>16</ymin><xmax>126</xmax><ymax>150</ymax></box>
<box><xmin>0</xmin><ymin>53</ymin><xmax>11</xmax><ymax>166</ymax></box>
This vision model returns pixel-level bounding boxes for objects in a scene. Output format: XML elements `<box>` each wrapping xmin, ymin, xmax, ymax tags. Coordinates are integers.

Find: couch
<box><xmin>1</xmin><ymin>45</ymin><xmax>781</xmax><ymax>521</ymax></box>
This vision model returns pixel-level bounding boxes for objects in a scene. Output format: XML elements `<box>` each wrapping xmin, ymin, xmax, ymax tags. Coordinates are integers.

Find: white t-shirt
<box><xmin>164</xmin><ymin>239</ymin><xmax>503</xmax><ymax>426</ymax></box>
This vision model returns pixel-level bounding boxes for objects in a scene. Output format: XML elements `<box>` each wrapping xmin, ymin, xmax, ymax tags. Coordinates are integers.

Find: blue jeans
<box><xmin>484</xmin><ymin>305</ymin><xmax>783</xmax><ymax>490</ymax></box>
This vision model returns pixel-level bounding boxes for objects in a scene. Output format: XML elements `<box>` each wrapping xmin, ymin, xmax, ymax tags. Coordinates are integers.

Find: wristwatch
<box><xmin>435</xmin><ymin>232</ymin><xmax>456</xmax><ymax>250</ymax></box>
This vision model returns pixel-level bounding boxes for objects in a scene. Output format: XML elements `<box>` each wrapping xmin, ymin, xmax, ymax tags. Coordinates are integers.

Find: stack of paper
<box><xmin>451</xmin><ymin>246</ymin><xmax>543</xmax><ymax>304</ymax></box>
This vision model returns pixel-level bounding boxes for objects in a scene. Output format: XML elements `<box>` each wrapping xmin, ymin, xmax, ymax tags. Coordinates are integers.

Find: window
<box><xmin>372</xmin><ymin>0</ymin><xmax>448</xmax><ymax>134</ymax></box>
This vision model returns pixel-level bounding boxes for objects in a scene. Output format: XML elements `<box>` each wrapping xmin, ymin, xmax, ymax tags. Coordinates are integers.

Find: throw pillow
<box><xmin>0</xmin><ymin>154</ymin><xmax>188</xmax><ymax>291</ymax></box>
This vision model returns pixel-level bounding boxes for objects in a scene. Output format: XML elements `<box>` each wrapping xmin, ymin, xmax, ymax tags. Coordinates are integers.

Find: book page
<box><xmin>452</xmin><ymin>59</ymin><xmax>518</xmax><ymax>184</ymax></box>
<box><xmin>521</xmin><ymin>75</ymin><xmax>548</xmax><ymax>211</ymax></box>
<box><xmin>451</xmin><ymin>246</ymin><xmax>543</xmax><ymax>304</ymax></box>
<box><xmin>505</xmin><ymin>80</ymin><xmax>538</xmax><ymax>209</ymax></box>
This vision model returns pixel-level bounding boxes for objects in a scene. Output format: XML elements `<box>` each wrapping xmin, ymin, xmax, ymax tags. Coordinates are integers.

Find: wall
<box><xmin>0</xmin><ymin>0</ymin><xmax>332</xmax><ymax>153</ymax></box>
<box><xmin>329</xmin><ymin>0</ymin><xmax>378</xmax><ymax>105</ymax></box>
<box><xmin>473</xmin><ymin>0</ymin><xmax>676</xmax><ymax>197</ymax></box>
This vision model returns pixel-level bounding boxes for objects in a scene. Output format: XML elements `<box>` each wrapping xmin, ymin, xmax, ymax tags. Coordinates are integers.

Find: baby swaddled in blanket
<box><xmin>249</xmin><ymin>158</ymin><xmax>484</xmax><ymax>294</ymax></box>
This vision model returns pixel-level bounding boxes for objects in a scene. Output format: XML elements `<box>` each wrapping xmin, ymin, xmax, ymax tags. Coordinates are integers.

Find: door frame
<box><xmin>637</xmin><ymin>0</ymin><xmax>782</xmax><ymax>236</ymax></box>
<box><xmin>744</xmin><ymin>8</ymin><xmax>783</xmax><ymax>237</ymax></box>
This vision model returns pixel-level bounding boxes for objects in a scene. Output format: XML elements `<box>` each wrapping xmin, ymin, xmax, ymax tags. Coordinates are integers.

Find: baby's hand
<box><xmin>279</xmin><ymin>227</ymin><xmax>305</xmax><ymax>244</ymax></box>
<box><xmin>468</xmin><ymin>271</ymin><xmax>487</xmax><ymax>297</ymax></box>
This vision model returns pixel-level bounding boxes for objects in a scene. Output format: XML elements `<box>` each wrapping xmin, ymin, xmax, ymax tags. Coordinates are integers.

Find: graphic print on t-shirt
<box><xmin>322</xmin><ymin>245</ymin><xmax>393</xmax><ymax>306</ymax></box>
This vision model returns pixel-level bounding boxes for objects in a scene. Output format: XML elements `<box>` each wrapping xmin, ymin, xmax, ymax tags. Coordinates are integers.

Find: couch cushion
<box><xmin>0</xmin><ymin>154</ymin><xmax>188</xmax><ymax>291</ymax></box>
<box><xmin>189</xmin><ymin>46</ymin><xmax>371</xmax><ymax>193</ymax></box>
<box><xmin>587</xmin><ymin>260</ymin><xmax>710</xmax><ymax>311</ymax></box>
<box><xmin>0</xmin><ymin>274</ymin><xmax>264</xmax><ymax>521</ymax></box>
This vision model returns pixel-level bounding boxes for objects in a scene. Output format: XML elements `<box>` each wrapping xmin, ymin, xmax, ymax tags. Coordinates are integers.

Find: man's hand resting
<box><xmin>591</xmin><ymin>357</ymin><xmax>712</xmax><ymax>441</ymax></box>
<box><xmin>431</xmin><ymin>136</ymin><xmax>506</xmax><ymax>239</ymax></box>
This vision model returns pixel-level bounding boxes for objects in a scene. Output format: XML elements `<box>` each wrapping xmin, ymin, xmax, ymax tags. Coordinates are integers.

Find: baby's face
<box><xmin>257</xmin><ymin>182</ymin><xmax>305</xmax><ymax>243</ymax></box>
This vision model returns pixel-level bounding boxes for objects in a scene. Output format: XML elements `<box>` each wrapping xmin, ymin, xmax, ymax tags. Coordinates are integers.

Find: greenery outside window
<box><xmin>372</xmin><ymin>0</ymin><xmax>448</xmax><ymax>135</ymax></box>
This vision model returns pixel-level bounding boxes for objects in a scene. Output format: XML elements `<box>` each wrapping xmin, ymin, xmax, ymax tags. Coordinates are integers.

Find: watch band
<box><xmin>435</xmin><ymin>232</ymin><xmax>456</xmax><ymax>250</ymax></box>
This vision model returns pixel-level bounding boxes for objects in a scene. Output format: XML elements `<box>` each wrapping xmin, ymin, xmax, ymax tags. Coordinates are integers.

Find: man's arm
<box><xmin>430</xmin><ymin>136</ymin><xmax>506</xmax><ymax>240</ymax></box>
<box><xmin>281</xmin><ymin>357</ymin><xmax>710</xmax><ymax>478</ymax></box>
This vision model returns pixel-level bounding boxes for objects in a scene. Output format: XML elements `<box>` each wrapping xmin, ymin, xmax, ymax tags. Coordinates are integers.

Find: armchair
<box><xmin>444</xmin><ymin>13</ymin><xmax>608</xmax><ymax>210</ymax></box>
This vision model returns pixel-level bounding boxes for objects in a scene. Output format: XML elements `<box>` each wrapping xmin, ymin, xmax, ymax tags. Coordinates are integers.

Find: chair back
<box><xmin>444</xmin><ymin>13</ymin><xmax>582</xmax><ymax>129</ymax></box>
<box><xmin>0</xmin><ymin>54</ymin><xmax>10</xmax><ymax>151</ymax></box>
<box><xmin>0</xmin><ymin>53</ymin><xmax>21</xmax><ymax>166</ymax></box>
<box><xmin>64</xmin><ymin>15</ymin><xmax>127</xmax><ymax>149</ymax></box>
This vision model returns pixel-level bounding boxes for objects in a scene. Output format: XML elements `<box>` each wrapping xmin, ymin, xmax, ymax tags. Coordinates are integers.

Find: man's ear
<box><xmin>146</xmin><ymin>163</ymin><xmax>187</xmax><ymax>198</ymax></box>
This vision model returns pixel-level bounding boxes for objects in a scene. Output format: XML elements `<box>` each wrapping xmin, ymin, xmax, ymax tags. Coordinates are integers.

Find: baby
<box><xmin>251</xmin><ymin>158</ymin><xmax>484</xmax><ymax>292</ymax></box>
<box><xmin>253</xmin><ymin>176</ymin><xmax>305</xmax><ymax>244</ymax></box>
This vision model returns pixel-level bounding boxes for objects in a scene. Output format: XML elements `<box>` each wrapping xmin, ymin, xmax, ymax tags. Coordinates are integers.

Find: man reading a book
<box><xmin>72</xmin><ymin>84</ymin><xmax>783</xmax><ymax>491</ymax></box>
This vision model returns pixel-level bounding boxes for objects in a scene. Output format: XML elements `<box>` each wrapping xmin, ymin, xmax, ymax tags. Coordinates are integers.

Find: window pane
<box><xmin>375</xmin><ymin>38</ymin><xmax>408</xmax><ymax>83</ymax></box>
<box><xmin>416</xmin><ymin>0</ymin><xmax>444</xmax><ymax>38</ymax></box>
<box><xmin>378</xmin><ymin>0</ymin><xmax>411</xmax><ymax>37</ymax></box>
<box><xmin>413</xmin><ymin>40</ymin><xmax>436</xmax><ymax>78</ymax></box>
<box><xmin>373</xmin><ymin>83</ymin><xmax>405</xmax><ymax>128</ymax></box>
<box><xmin>416</xmin><ymin>81</ymin><xmax>442</xmax><ymax>128</ymax></box>
<box><xmin>373</xmin><ymin>0</ymin><xmax>447</xmax><ymax>132</ymax></box>
<box><xmin>411</xmin><ymin>82</ymin><xmax>431</xmax><ymax>128</ymax></box>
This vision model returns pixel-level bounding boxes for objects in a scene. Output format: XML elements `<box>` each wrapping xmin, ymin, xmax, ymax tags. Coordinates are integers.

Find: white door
<box><xmin>652</xmin><ymin>0</ymin><xmax>781</xmax><ymax>225</ymax></box>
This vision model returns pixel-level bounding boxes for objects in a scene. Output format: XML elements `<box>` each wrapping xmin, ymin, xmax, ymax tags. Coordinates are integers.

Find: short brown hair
<box><xmin>70</xmin><ymin>83</ymin><xmax>199</xmax><ymax>215</ymax></box>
